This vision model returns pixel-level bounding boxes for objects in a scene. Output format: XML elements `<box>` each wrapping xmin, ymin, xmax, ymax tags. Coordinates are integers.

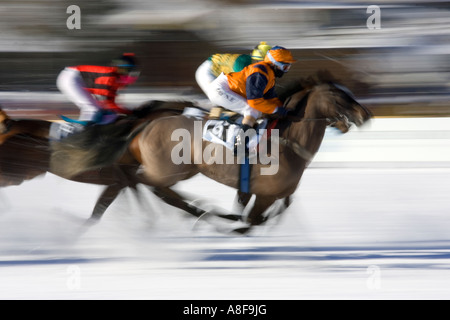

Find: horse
<box><xmin>0</xmin><ymin>101</ymin><xmax>187</xmax><ymax>222</ymax></box>
<box><xmin>49</xmin><ymin>77</ymin><xmax>372</xmax><ymax>232</ymax></box>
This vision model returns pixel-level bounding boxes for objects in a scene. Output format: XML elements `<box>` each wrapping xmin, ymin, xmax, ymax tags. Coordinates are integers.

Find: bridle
<box><xmin>275</xmin><ymin>84</ymin><xmax>358</xmax><ymax>161</ymax></box>
<box><xmin>328</xmin><ymin>113</ymin><xmax>350</xmax><ymax>128</ymax></box>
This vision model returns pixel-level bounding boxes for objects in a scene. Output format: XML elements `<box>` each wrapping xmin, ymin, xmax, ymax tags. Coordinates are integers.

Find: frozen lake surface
<box><xmin>1</xmin><ymin>117</ymin><xmax>450</xmax><ymax>300</ymax></box>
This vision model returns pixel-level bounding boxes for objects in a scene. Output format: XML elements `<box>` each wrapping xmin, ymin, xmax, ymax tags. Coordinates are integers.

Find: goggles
<box><xmin>277</xmin><ymin>62</ymin><xmax>291</xmax><ymax>72</ymax></box>
<box><xmin>266</xmin><ymin>51</ymin><xmax>292</xmax><ymax>73</ymax></box>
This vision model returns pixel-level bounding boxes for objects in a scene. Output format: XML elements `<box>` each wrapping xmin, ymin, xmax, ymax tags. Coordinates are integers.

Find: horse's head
<box><xmin>310</xmin><ymin>83</ymin><xmax>372</xmax><ymax>133</ymax></box>
<box><xmin>0</xmin><ymin>107</ymin><xmax>11</xmax><ymax>135</ymax></box>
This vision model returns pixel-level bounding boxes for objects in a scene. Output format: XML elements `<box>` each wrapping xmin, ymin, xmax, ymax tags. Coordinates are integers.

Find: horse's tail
<box><xmin>49</xmin><ymin>120</ymin><xmax>147</xmax><ymax>179</ymax></box>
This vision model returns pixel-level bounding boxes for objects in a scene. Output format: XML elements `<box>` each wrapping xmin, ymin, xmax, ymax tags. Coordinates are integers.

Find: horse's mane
<box><xmin>276</xmin><ymin>70</ymin><xmax>341</xmax><ymax>102</ymax></box>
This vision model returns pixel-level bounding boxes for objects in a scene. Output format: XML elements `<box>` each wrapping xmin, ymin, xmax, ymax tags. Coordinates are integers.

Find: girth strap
<box><xmin>239</xmin><ymin>156</ymin><xmax>251</xmax><ymax>194</ymax></box>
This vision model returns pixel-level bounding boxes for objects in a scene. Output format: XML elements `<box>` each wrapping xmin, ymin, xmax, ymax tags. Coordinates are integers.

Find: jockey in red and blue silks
<box><xmin>206</xmin><ymin>46</ymin><xmax>296</xmax><ymax>130</ymax></box>
<box><xmin>56</xmin><ymin>53</ymin><xmax>139</xmax><ymax>125</ymax></box>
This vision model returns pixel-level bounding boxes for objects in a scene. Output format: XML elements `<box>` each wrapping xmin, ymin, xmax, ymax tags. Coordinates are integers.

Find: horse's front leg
<box><xmin>246</xmin><ymin>195</ymin><xmax>278</xmax><ymax>226</ymax></box>
<box><xmin>236</xmin><ymin>191</ymin><xmax>252</xmax><ymax>207</ymax></box>
<box><xmin>152</xmin><ymin>186</ymin><xmax>208</xmax><ymax>219</ymax></box>
<box><xmin>85</xmin><ymin>183</ymin><xmax>125</xmax><ymax>225</ymax></box>
<box><xmin>85</xmin><ymin>164</ymin><xmax>141</xmax><ymax>226</ymax></box>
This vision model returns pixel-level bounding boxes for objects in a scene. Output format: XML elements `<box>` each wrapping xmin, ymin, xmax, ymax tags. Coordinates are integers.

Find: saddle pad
<box><xmin>49</xmin><ymin>122</ymin><xmax>84</xmax><ymax>141</ymax></box>
<box><xmin>202</xmin><ymin>119</ymin><xmax>268</xmax><ymax>152</ymax></box>
<box><xmin>203</xmin><ymin>119</ymin><xmax>241</xmax><ymax>150</ymax></box>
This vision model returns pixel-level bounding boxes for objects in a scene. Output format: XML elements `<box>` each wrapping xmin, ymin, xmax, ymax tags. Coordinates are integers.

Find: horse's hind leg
<box><xmin>152</xmin><ymin>186</ymin><xmax>208</xmax><ymax>219</ymax></box>
<box><xmin>152</xmin><ymin>187</ymin><xmax>242</xmax><ymax>222</ymax></box>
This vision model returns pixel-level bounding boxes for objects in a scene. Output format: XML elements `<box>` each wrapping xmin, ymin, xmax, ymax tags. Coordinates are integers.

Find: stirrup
<box><xmin>208</xmin><ymin>107</ymin><xmax>223</xmax><ymax>120</ymax></box>
<box><xmin>233</xmin><ymin>124</ymin><xmax>254</xmax><ymax>157</ymax></box>
<box><xmin>208</xmin><ymin>107</ymin><xmax>240</xmax><ymax>122</ymax></box>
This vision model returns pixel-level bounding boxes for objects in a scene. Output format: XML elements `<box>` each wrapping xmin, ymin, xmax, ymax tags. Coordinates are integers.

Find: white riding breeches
<box><xmin>56</xmin><ymin>67</ymin><xmax>102</xmax><ymax>122</ymax></box>
<box><xmin>195</xmin><ymin>60</ymin><xmax>216</xmax><ymax>97</ymax></box>
<box><xmin>206</xmin><ymin>73</ymin><xmax>262</xmax><ymax>119</ymax></box>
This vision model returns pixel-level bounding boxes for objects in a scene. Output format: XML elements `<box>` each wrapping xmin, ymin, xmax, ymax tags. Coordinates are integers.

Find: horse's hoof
<box><xmin>232</xmin><ymin>227</ymin><xmax>251</xmax><ymax>235</ymax></box>
<box><xmin>83</xmin><ymin>217</ymin><xmax>101</xmax><ymax>228</ymax></box>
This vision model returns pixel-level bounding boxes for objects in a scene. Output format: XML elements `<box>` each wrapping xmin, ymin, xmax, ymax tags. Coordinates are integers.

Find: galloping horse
<box><xmin>0</xmin><ymin>101</ymin><xmax>187</xmax><ymax>221</ymax></box>
<box><xmin>50</xmin><ymin>77</ymin><xmax>372</xmax><ymax>231</ymax></box>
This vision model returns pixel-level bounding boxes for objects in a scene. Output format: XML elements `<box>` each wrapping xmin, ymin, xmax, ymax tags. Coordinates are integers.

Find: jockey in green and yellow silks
<box><xmin>209</xmin><ymin>53</ymin><xmax>253</xmax><ymax>78</ymax></box>
<box><xmin>251</xmin><ymin>41</ymin><xmax>272</xmax><ymax>62</ymax></box>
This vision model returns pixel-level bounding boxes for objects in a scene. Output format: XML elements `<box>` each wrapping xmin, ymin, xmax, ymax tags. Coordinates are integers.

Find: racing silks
<box><xmin>226</xmin><ymin>62</ymin><xmax>282</xmax><ymax>114</ymax></box>
<box><xmin>69</xmin><ymin>65</ymin><xmax>131</xmax><ymax>114</ymax></box>
<box><xmin>209</xmin><ymin>53</ymin><xmax>253</xmax><ymax>78</ymax></box>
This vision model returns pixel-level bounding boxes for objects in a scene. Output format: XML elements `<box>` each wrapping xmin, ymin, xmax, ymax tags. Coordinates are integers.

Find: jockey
<box><xmin>206</xmin><ymin>46</ymin><xmax>296</xmax><ymax>131</ymax></box>
<box><xmin>56</xmin><ymin>53</ymin><xmax>139</xmax><ymax>126</ymax></box>
<box><xmin>195</xmin><ymin>42</ymin><xmax>272</xmax><ymax>101</ymax></box>
<box><xmin>250</xmin><ymin>41</ymin><xmax>273</xmax><ymax>62</ymax></box>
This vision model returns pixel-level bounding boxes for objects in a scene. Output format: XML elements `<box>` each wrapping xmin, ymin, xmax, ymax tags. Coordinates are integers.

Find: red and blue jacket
<box><xmin>69</xmin><ymin>65</ymin><xmax>131</xmax><ymax>114</ymax></box>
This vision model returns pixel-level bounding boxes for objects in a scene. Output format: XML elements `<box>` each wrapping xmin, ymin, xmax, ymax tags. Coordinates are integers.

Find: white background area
<box><xmin>1</xmin><ymin>117</ymin><xmax>450</xmax><ymax>299</ymax></box>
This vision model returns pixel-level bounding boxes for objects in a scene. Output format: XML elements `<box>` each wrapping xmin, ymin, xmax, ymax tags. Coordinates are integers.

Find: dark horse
<box><xmin>49</xmin><ymin>77</ymin><xmax>372</xmax><ymax>232</ymax></box>
<box><xmin>0</xmin><ymin>101</ymin><xmax>187</xmax><ymax>222</ymax></box>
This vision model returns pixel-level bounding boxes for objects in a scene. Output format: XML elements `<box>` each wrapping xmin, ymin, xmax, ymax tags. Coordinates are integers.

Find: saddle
<box><xmin>202</xmin><ymin>107</ymin><xmax>270</xmax><ymax>156</ymax></box>
<box><xmin>49</xmin><ymin>111</ymin><xmax>124</xmax><ymax>141</ymax></box>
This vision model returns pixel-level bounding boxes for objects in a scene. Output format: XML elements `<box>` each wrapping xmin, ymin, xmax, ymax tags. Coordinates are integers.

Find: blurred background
<box><xmin>0</xmin><ymin>0</ymin><xmax>448</xmax><ymax>117</ymax></box>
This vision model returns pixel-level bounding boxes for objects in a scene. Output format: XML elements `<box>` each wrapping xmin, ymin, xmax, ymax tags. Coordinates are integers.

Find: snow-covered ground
<box><xmin>1</xmin><ymin>117</ymin><xmax>450</xmax><ymax>300</ymax></box>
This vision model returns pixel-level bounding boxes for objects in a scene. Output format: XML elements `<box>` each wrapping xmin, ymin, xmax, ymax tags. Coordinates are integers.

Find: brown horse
<box><xmin>50</xmin><ymin>78</ymin><xmax>372</xmax><ymax>231</ymax></box>
<box><xmin>0</xmin><ymin>101</ymin><xmax>187</xmax><ymax>222</ymax></box>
